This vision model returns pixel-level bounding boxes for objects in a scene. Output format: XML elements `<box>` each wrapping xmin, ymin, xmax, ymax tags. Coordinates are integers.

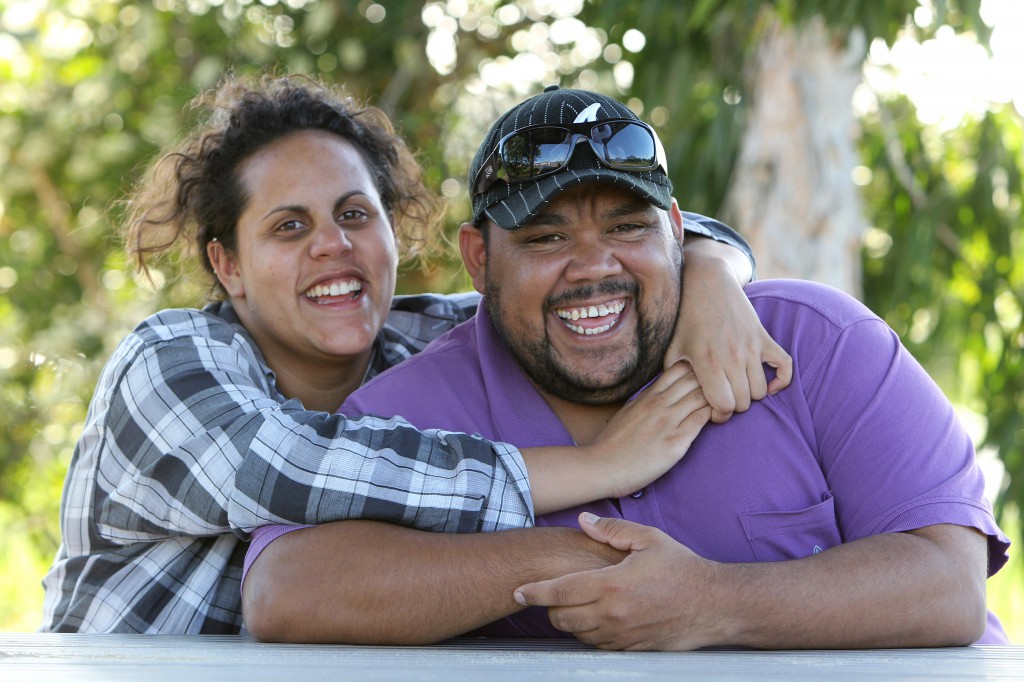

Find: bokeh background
<box><xmin>1</xmin><ymin>0</ymin><xmax>1021</xmax><ymax>638</ymax></box>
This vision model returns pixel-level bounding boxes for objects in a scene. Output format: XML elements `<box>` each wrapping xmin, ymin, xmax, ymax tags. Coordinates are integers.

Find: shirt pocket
<box><xmin>740</xmin><ymin>493</ymin><xmax>841</xmax><ymax>562</ymax></box>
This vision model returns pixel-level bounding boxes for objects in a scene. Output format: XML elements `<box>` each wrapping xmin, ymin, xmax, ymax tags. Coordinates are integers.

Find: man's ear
<box><xmin>207</xmin><ymin>240</ymin><xmax>245</xmax><ymax>299</ymax></box>
<box><xmin>458</xmin><ymin>222</ymin><xmax>487</xmax><ymax>294</ymax></box>
<box><xmin>669</xmin><ymin>198</ymin><xmax>684</xmax><ymax>244</ymax></box>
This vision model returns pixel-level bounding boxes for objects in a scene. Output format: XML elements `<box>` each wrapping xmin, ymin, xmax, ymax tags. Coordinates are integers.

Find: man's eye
<box><xmin>611</xmin><ymin>223</ymin><xmax>656</xmax><ymax>239</ymax></box>
<box><xmin>529</xmin><ymin>233</ymin><xmax>566</xmax><ymax>244</ymax></box>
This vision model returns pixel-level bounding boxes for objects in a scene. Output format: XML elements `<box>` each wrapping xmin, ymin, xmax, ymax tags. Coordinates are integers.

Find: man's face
<box><xmin>463</xmin><ymin>184</ymin><xmax>684</xmax><ymax>406</ymax></box>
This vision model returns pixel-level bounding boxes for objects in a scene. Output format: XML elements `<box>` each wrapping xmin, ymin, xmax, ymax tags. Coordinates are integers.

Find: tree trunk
<box><xmin>724</xmin><ymin>16</ymin><xmax>867</xmax><ymax>296</ymax></box>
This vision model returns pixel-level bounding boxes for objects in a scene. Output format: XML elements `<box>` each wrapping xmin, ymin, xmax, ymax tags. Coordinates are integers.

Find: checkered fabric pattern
<box><xmin>40</xmin><ymin>294</ymin><xmax>532</xmax><ymax>634</ymax></box>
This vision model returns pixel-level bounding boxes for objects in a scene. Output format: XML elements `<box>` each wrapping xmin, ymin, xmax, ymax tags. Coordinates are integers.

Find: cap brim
<box><xmin>481</xmin><ymin>167</ymin><xmax>673</xmax><ymax>230</ymax></box>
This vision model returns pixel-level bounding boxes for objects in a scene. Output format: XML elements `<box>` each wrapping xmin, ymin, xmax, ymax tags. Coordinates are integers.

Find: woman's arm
<box><xmin>673</xmin><ymin>234</ymin><xmax>793</xmax><ymax>422</ymax></box>
<box><xmin>83</xmin><ymin>312</ymin><xmax>533</xmax><ymax>542</ymax></box>
<box><xmin>523</xmin><ymin>361</ymin><xmax>710</xmax><ymax>514</ymax></box>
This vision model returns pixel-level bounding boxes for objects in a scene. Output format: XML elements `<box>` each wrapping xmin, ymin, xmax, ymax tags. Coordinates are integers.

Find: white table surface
<box><xmin>2</xmin><ymin>633</ymin><xmax>1022</xmax><ymax>681</ymax></box>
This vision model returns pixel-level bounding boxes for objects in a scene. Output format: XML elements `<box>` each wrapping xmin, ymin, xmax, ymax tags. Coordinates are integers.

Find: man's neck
<box><xmin>534</xmin><ymin>388</ymin><xmax>622</xmax><ymax>446</ymax></box>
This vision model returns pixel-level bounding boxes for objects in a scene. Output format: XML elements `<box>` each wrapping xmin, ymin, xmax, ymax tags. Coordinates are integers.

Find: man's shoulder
<box><xmin>746</xmin><ymin>279</ymin><xmax>879</xmax><ymax>329</ymax></box>
<box><xmin>744</xmin><ymin>279</ymin><xmax>896</xmax><ymax>373</ymax></box>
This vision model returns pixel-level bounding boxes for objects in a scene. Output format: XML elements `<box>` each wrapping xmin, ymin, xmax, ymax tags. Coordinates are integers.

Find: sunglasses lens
<box><xmin>486</xmin><ymin>120</ymin><xmax>658</xmax><ymax>193</ymax></box>
<box><xmin>591</xmin><ymin>122</ymin><xmax>657</xmax><ymax>169</ymax></box>
<box><xmin>501</xmin><ymin>128</ymin><xmax>573</xmax><ymax>181</ymax></box>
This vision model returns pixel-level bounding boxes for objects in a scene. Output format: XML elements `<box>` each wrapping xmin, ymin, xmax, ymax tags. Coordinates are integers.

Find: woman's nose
<box><xmin>311</xmin><ymin>223</ymin><xmax>353</xmax><ymax>258</ymax></box>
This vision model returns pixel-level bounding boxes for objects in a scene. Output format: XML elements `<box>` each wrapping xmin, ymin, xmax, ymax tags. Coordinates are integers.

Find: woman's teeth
<box><xmin>305</xmin><ymin>279</ymin><xmax>362</xmax><ymax>299</ymax></box>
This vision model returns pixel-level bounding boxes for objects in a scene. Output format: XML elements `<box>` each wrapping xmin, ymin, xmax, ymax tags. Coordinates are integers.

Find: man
<box><xmin>243</xmin><ymin>87</ymin><xmax>1009</xmax><ymax>648</ymax></box>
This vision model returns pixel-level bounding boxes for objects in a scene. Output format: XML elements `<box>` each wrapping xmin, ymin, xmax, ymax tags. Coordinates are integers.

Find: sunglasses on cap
<box><xmin>472</xmin><ymin>119</ymin><xmax>667</xmax><ymax>198</ymax></box>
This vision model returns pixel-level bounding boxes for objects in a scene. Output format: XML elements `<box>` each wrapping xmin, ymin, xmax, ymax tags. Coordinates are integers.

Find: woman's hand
<box><xmin>523</xmin><ymin>362</ymin><xmax>711</xmax><ymax>514</ymax></box>
<box><xmin>670</xmin><ymin>238</ymin><xmax>793</xmax><ymax>422</ymax></box>
<box><xmin>587</xmin><ymin>361</ymin><xmax>712</xmax><ymax>499</ymax></box>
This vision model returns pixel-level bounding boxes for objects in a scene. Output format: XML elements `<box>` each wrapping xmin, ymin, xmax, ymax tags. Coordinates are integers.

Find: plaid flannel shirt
<box><xmin>41</xmin><ymin>293</ymin><xmax>533</xmax><ymax>634</ymax></box>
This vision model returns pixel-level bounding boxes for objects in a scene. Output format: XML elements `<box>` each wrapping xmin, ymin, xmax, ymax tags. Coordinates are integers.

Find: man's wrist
<box><xmin>549</xmin><ymin>526</ymin><xmax>626</xmax><ymax>572</ymax></box>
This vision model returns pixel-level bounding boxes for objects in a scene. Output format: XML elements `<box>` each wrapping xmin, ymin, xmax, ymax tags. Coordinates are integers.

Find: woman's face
<box><xmin>210</xmin><ymin>130</ymin><xmax>399</xmax><ymax>387</ymax></box>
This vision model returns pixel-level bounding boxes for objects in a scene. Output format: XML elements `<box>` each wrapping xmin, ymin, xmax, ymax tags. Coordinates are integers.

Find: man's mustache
<box><xmin>545</xmin><ymin>280</ymin><xmax>638</xmax><ymax>310</ymax></box>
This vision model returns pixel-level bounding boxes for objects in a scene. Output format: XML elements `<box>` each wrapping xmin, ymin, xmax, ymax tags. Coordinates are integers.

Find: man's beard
<box><xmin>486</xmin><ymin>269</ymin><xmax>682</xmax><ymax>406</ymax></box>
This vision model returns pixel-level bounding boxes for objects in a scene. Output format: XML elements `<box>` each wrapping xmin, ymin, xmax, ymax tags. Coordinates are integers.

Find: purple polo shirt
<box><xmin>248</xmin><ymin>279</ymin><xmax>1010</xmax><ymax>643</ymax></box>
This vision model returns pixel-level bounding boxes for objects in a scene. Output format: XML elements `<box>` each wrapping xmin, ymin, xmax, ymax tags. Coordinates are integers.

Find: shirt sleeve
<box><xmin>85</xmin><ymin>324</ymin><xmax>533</xmax><ymax>546</ymax></box>
<box><xmin>680</xmin><ymin>211</ymin><xmax>756</xmax><ymax>278</ymax></box>
<box><xmin>384</xmin><ymin>291</ymin><xmax>481</xmax><ymax>350</ymax></box>
<box><xmin>799</xmin><ymin>311</ymin><xmax>1010</xmax><ymax>575</ymax></box>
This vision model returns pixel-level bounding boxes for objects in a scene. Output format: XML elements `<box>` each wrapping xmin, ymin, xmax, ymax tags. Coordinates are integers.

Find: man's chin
<box><xmin>545</xmin><ymin>373</ymin><xmax>648</xmax><ymax>406</ymax></box>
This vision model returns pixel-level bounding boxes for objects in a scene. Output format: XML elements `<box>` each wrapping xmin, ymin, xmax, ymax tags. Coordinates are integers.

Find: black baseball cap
<box><xmin>469</xmin><ymin>86</ymin><xmax>673</xmax><ymax>230</ymax></box>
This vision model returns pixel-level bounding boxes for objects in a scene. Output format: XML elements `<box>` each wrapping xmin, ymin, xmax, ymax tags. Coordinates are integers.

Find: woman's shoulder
<box><xmin>103</xmin><ymin>303</ymin><xmax>260</xmax><ymax>375</ymax></box>
<box><xmin>382</xmin><ymin>292</ymin><xmax>480</xmax><ymax>352</ymax></box>
<box><xmin>97</xmin><ymin>302</ymin><xmax>267</xmax><ymax>392</ymax></box>
<box><xmin>132</xmin><ymin>302</ymin><xmax>249</xmax><ymax>346</ymax></box>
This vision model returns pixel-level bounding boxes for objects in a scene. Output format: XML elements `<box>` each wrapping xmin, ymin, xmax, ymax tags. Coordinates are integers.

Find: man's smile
<box><xmin>554</xmin><ymin>298</ymin><xmax>626</xmax><ymax>336</ymax></box>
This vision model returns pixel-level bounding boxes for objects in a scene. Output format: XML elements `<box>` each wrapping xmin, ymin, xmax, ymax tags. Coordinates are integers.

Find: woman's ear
<box><xmin>388</xmin><ymin>212</ymin><xmax>398</xmax><ymax>241</ymax></box>
<box><xmin>207</xmin><ymin>240</ymin><xmax>245</xmax><ymax>299</ymax></box>
<box><xmin>458</xmin><ymin>223</ymin><xmax>487</xmax><ymax>294</ymax></box>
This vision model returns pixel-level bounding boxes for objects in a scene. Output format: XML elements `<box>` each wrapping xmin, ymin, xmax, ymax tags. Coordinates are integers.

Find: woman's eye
<box><xmin>338</xmin><ymin>209</ymin><xmax>369</xmax><ymax>222</ymax></box>
<box><xmin>277</xmin><ymin>219</ymin><xmax>306</xmax><ymax>232</ymax></box>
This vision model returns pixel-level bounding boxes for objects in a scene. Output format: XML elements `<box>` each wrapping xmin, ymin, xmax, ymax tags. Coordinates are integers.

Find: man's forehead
<box><xmin>525</xmin><ymin>185</ymin><xmax>660</xmax><ymax>224</ymax></box>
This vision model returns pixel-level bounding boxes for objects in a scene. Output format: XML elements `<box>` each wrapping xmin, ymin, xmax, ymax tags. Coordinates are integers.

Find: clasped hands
<box><xmin>513</xmin><ymin>512</ymin><xmax>727</xmax><ymax>651</ymax></box>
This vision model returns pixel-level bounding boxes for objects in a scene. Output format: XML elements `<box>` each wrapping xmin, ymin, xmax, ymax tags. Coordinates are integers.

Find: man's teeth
<box><xmin>305</xmin><ymin>280</ymin><xmax>362</xmax><ymax>298</ymax></box>
<box><xmin>556</xmin><ymin>300</ymin><xmax>625</xmax><ymax>335</ymax></box>
<box><xmin>556</xmin><ymin>300</ymin><xmax>625</xmax><ymax>321</ymax></box>
<box><xmin>564</xmin><ymin>321</ymin><xmax>616</xmax><ymax>335</ymax></box>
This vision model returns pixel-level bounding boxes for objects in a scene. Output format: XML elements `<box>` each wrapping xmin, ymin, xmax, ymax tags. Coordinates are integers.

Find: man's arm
<box><xmin>514</xmin><ymin>515</ymin><xmax>988</xmax><ymax>650</ymax></box>
<box><xmin>242</xmin><ymin>363</ymin><xmax>717</xmax><ymax>643</ymax></box>
<box><xmin>242</xmin><ymin>520</ymin><xmax>623</xmax><ymax>644</ymax></box>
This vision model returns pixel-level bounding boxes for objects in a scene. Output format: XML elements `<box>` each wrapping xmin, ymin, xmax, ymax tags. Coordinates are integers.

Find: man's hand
<box><xmin>674</xmin><ymin>237</ymin><xmax>793</xmax><ymax>422</ymax></box>
<box><xmin>513</xmin><ymin>514</ymin><xmax>989</xmax><ymax>651</ymax></box>
<box><xmin>513</xmin><ymin>513</ymin><xmax>722</xmax><ymax>650</ymax></box>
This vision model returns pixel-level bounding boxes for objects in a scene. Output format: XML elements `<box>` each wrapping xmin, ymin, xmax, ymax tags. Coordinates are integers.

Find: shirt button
<box><xmin>630</xmin><ymin>489</ymin><xmax>645</xmax><ymax>499</ymax></box>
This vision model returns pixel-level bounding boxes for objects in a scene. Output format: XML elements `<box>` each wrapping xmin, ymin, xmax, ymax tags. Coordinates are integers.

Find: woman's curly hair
<box><xmin>122</xmin><ymin>73</ymin><xmax>445</xmax><ymax>297</ymax></box>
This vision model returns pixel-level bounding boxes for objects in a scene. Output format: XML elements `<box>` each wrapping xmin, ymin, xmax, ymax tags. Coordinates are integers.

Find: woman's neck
<box><xmin>270</xmin><ymin>351</ymin><xmax>371</xmax><ymax>413</ymax></box>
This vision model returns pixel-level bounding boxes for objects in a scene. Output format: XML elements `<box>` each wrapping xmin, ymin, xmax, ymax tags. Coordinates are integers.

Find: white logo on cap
<box><xmin>573</xmin><ymin>103</ymin><xmax>602</xmax><ymax>123</ymax></box>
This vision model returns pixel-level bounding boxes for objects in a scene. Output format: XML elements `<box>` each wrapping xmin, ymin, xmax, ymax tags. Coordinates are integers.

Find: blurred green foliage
<box><xmin>860</xmin><ymin>100</ymin><xmax>1023</xmax><ymax>516</ymax></box>
<box><xmin>1</xmin><ymin>0</ymin><xmax>1020</xmax><ymax>634</ymax></box>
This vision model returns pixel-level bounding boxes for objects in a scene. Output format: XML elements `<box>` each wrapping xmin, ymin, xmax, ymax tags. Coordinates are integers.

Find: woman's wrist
<box><xmin>683</xmin><ymin>236</ymin><xmax>753</xmax><ymax>286</ymax></box>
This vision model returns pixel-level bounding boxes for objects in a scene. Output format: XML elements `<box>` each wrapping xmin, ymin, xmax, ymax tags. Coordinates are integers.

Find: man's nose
<box><xmin>564</xmin><ymin>238</ymin><xmax>623</xmax><ymax>282</ymax></box>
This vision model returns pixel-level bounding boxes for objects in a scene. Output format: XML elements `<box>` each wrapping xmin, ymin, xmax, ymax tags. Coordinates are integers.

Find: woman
<box><xmin>41</xmin><ymin>74</ymin><xmax>790</xmax><ymax>634</ymax></box>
